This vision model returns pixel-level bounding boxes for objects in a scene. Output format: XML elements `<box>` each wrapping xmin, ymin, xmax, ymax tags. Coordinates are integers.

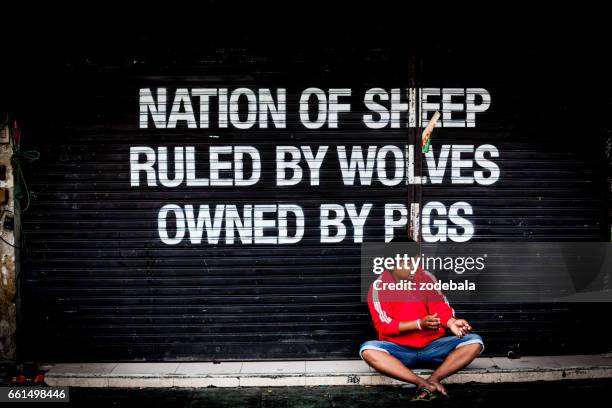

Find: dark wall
<box><xmin>4</xmin><ymin>26</ymin><xmax>612</xmax><ymax>361</ymax></box>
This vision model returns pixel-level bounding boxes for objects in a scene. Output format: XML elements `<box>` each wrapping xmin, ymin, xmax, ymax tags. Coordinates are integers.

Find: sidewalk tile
<box><xmin>111</xmin><ymin>363</ymin><xmax>179</xmax><ymax>375</ymax></box>
<box><xmin>552</xmin><ymin>355</ymin><xmax>612</xmax><ymax>367</ymax></box>
<box><xmin>47</xmin><ymin>363</ymin><xmax>117</xmax><ymax>375</ymax></box>
<box><xmin>175</xmin><ymin>362</ymin><xmax>243</xmax><ymax>375</ymax></box>
<box><xmin>68</xmin><ymin>377</ymin><xmax>110</xmax><ymax>387</ymax></box>
<box><xmin>466</xmin><ymin>357</ymin><xmax>496</xmax><ymax>370</ymax></box>
<box><xmin>108</xmin><ymin>378</ymin><xmax>173</xmax><ymax>387</ymax></box>
<box><xmin>305</xmin><ymin>360</ymin><xmax>370</xmax><ymax>374</ymax></box>
<box><xmin>240</xmin><ymin>361</ymin><xmax>305</xmax><ymax>374</ymax></box>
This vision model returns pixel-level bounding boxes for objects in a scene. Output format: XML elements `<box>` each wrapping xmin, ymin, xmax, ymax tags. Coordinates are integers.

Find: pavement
<box><xmin>23</xmin><ymin>379</ymin><xmax>612</xmax><ymax>407</ymax></box>
<box><xmin>43</xmin><ymin>354</ymin><xmax>612</xmax><ymax>388</ymax></box>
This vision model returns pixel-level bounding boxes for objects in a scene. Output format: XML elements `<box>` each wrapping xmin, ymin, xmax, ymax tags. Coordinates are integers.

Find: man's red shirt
<box><xmin>367</xmin><ymin>268</ymin><xmax>455</xmax><ymax>348</ymax></box>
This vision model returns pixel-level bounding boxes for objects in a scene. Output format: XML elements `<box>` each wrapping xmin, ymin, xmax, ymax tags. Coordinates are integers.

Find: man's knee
<box><xmin>361</xmin><ymin>349</ymin><xmax>377</xmax><ymax>362</ymax></box>
<box><xmin>359</xmin><ymin>341</ymin><xmax>387</xmax><ymax>359</ymax></box>
<box><xmin>459</xmin><ymin>333</ymin><xmax>484</xmax><ymax>354</ymax></box>
<box><xmin>361</xmin><ymin>348</ymin><xmax>388</xmax><ymax>364</ymax></box>
<box><xmin>465</xmin><ymin>342</ymin><xmax>482</xmax><ymax>354</ymax></box>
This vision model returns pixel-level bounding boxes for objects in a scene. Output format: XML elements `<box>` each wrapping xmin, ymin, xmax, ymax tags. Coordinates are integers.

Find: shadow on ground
<box><xmin>31</xmin><ymin>379</ymin><xmax>612</xmax><ymax>407</ymax></box>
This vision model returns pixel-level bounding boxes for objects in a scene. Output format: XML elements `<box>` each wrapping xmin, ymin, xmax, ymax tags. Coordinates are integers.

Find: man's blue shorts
<box><xmin>359</xmin><ymin>334</ymin><xmax>484</xmax><ymax>368</ymax></box>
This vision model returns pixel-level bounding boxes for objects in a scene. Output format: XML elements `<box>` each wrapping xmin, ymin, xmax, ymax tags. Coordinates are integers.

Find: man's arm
<box><xmin>368</xmin><ymin>283</ymin><xmax>446</xmax><ymax>336</ymax></box>
<box><xmin>421</xmin><ymin>271</ymin><xmax>475</xmax><ymax>337</ymax></box>
<box><xmin>368</xmin><ymin>289</ymin><xmax>401</xmax><ymax>337</ymax></box>
<box><xmin>398</xmin><ymin>320</ymin><xmax>420</xmax><ymax>333</ymax></box>
<box><xmin>398</xmin><ymin>314</ymin><xmax>442</xmax><ymax>334</ymax></box>
<box><xmin>368</xmin><ymin>287</ymin><xmax>444</xmax><ymax>336</ymax></box>
<box><xmin>422</xmin><ymin>271</ymin><xmax>457</xmax><ymax>329</ymax></box>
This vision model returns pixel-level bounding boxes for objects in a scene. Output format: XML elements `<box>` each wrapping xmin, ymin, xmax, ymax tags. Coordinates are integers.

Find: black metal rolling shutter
<box><xmin>420</xmin><ymin>51</ymin><xmax>611</xmax><ymax>356</ymax></box>
<box><xmin>18</xmin><ymin>47</ymin><xmax>611</xmax><ymax>362</ymax></box>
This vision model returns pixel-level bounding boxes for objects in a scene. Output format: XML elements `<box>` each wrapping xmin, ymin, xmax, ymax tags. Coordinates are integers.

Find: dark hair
<box><xmin>389</xmin><ymin>235</ymin><xmax>417</xmax><ymax>243</ymax></box>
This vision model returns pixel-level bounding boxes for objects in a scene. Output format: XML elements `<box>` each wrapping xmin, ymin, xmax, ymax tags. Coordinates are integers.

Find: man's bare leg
<box><xmin>427</xmin><ymin>343</ymin><xmax>482</xmax><ymax>396</ymax></box>
<box><xmin>361</xmin><ymin>349</ymin><xmax>434</xmax><ymax>391</ymax></box>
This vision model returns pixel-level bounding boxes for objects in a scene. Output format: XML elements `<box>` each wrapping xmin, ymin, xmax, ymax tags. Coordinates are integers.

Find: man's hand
<box><xmin>420</xmin><ymin>313</ymin><xmax>441</xmax><ymax>330</ymax></box>
<box><xmin>448</xmin><ymin>318</ymin><xmax>472</xmax><ymax>338</ymax></box>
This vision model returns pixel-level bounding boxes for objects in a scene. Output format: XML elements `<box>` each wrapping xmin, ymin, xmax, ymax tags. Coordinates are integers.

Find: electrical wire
<box><xmin>8</xmin><ymin>119</ymin><xmax>40</xmax><ymax>212</ymax></box>
<box><xmin>0</xmin><ymin>116</ymin><xmax>39</xmax><ymax>249</ymax></box>
<box><xmin>0</xmin><ymin>232</ymin><xmax>19</xmax><ymax>248</ymax></box>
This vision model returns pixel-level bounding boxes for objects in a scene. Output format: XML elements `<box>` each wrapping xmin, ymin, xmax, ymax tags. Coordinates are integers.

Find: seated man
<box><xmin>360</xmin><ymin>242</ymin><xmax>484</xmax><ymax>401</ymax></box>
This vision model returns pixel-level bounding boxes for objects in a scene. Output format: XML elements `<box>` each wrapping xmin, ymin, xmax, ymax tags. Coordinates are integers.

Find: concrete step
<box><xmin>44</xmin><ymin>354</ymin><xmax>612</xmax><ymax>388</ymax></box>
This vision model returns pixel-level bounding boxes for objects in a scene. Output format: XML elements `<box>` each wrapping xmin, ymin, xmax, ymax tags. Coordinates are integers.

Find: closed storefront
<box><xmin>13</xmin><ymin>42</ymin><xmax>611</xmax><ymax>362</ymax></box>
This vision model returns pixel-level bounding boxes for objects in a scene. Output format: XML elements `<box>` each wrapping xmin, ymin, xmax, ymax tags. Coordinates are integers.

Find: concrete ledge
<box><xmin>44</xmin><ymin>354</ymin><xmax>612</xmax><ymax>388</ymax></box>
